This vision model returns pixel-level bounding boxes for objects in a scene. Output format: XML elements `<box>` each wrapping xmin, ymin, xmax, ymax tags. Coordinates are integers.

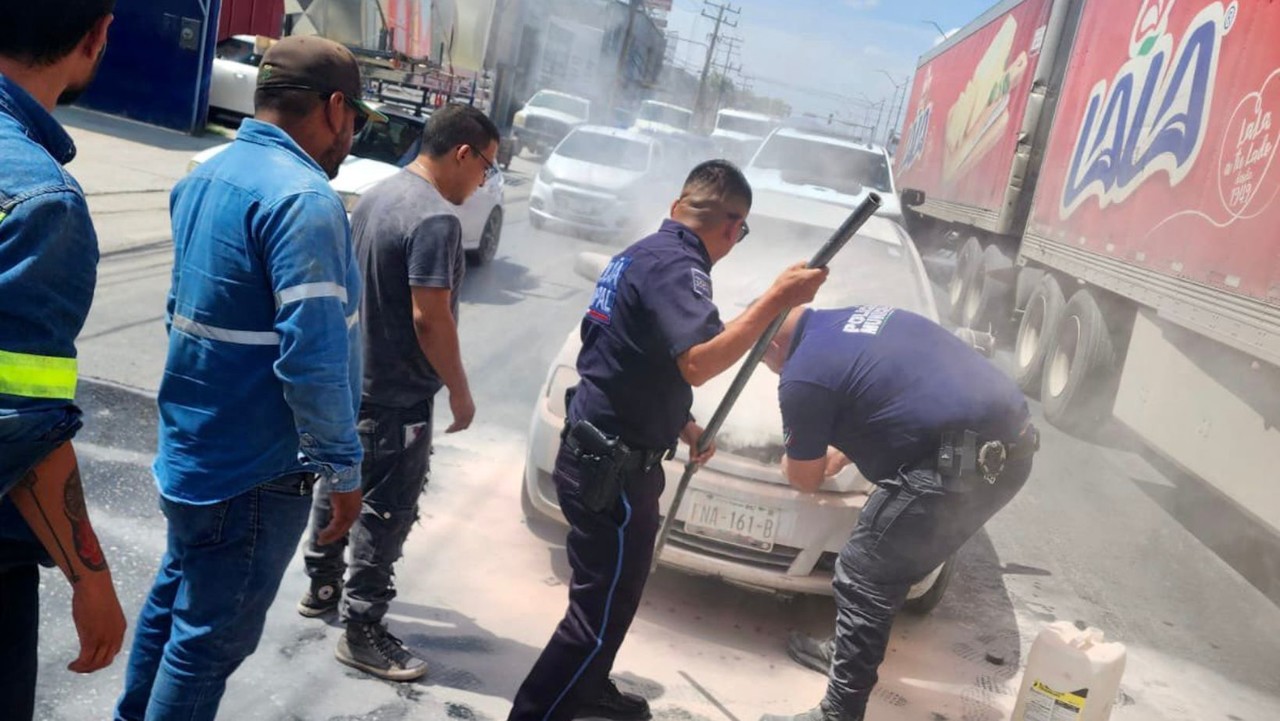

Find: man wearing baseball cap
<box><xmin>114</xmin><ymin>36</ymin><xmax>382</xmax><ymax>721</ymax></box>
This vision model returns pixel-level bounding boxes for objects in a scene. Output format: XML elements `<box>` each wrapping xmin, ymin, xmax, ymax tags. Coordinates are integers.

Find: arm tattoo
<box><xmin>17</xmin><ymin>469</ymin><xmax>81</xmax><ymax>583</ymax></box>
<box><xmin>63</xmin><ymin>467</ymin><xmax>108</xmax><ymax>572</ymax></box>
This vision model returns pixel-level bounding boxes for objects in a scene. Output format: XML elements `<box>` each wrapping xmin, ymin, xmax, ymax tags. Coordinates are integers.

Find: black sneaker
<box><xmin>786</xmin><ymin>631</ymin><xmax>835</xmax><ymax>674</ymax></box>
<box><xmin>335</xmin><ymin>622</ymin><xmax>429</xmax><ymax>682</ymax></box>
<box><xmin>759</xmin><ymin>702</ymin><xmax>852</xmax><ymax>721</ymax></box>
<box><xmin>574</xmin><ymin>679</ymin><xmax>651</xmax><ymax>720</ymax></box>
<box><xmin>297</xmin><ymin>578</ymin><xmax>343</xmax><ymax>618</ymax></box>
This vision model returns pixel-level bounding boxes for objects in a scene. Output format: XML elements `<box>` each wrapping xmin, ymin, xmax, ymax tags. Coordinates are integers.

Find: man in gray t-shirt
<box><xmin>300</xmin><ymin>104</ymin><xmax>501</xmax><ymax>682</ymax></box>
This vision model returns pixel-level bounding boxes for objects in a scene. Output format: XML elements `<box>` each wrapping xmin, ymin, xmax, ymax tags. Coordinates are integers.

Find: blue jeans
<box><xmin>823</xmin><ymin>454</ymin><xmax>1034</xmax><ymax>720</ymax></box>
<box><xmin>114</xmin><ymin>473</ymin><xmax>315</xmax><ymax>721</ymax></box>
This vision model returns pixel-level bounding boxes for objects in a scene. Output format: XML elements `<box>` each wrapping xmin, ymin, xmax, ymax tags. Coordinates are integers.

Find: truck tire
<box><xmin>1041</xmin><ymin>289</ymin><xmax>1117</xmax><ymax>433</ymax></box>
<box><xmin>903</xmin><ymin>555</ymin><xmax>957</xmax><ymax>615</ymax></box>
<box><xmin>947</xmin><ymin>237</ymin><xmax>983</xmax><ymax>324</ymax></box>
<box><xmin>960</xmin><ymin>245</ymin><xmax>1014</xmax><ymax>332</ymax></box>
<box><xmin>1015</xmin><ymin>267</ymin><xmax>1046</xmax><ymax>312</ymax></box>
<box><xmin>1013</xmin><ymin>274</ymin><xmax>1065</xmax><ymax>394</ymax></box>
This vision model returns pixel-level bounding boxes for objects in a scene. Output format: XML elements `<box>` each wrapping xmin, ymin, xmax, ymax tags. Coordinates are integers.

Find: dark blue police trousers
<box><xmin>823</xmin><ymin>454</ymin><xmax>1034</xmax><ymax>720</ymax></box>
<box><xmin>509</xmin><ymin>443</ymin><xmax>665</xmax><ymax>721</ymax></box>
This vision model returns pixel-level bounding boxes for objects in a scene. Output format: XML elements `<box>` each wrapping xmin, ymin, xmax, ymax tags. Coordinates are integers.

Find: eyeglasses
<box><xmin>469</xmin><ymin>144</ymin><xmax>499</xmax><ymax>182</ymax></box>
<box><xmin>738</xmin><ymin>219</ymin><xmax>751</xmax><ymax>242</ymax></box>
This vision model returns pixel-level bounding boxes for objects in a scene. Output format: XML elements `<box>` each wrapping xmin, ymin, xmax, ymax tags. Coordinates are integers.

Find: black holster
<box><xmin>564</xmin><ymin>420</ymin><xmax>629</xmax><ymax>513</ymax></box>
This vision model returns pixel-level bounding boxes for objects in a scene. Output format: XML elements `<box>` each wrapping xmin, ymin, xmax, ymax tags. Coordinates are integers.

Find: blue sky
<box><xmin>666</xmin><ymin>0</ymin><xmax>996</xmax><ymax>127</ymax></box>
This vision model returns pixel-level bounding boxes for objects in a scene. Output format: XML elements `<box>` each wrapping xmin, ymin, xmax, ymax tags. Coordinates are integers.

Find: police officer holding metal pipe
<box><xmin>758</xmin><ymin>305</ymin><xmax>1039</xmax><ymax>721</ymax></box>
<box><xmin>508</xmin><ymin>160</ymin><xmax>828</xmax><ymax>721</ymax></box>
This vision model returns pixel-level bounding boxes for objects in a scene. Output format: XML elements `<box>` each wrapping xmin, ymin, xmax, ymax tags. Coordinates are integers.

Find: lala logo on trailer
<box><xmin>1060</xmin><ymin>0</ymin><xmax>1234</xmax><ymax>218</ymax></box>
<box><xmin>587</xmin><ymin>256</ymin><xmax>632</xmax><ymax>325</ymax></box>
<box><xmin>901</xmin><ymin>67</ymin><xmax>934</xmax><ymax>172</ymax></box>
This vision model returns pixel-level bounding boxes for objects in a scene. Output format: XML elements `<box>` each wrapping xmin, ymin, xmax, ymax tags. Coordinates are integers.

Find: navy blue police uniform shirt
<box><xmin>780</xmin><ymin>306</ymin><xmax>1029</xmax><ymax>482</ymax></box>
<box><xmin>570</xmin><ymin>219</ymin><xmax>725</xmax><ymax>451</ymax></box>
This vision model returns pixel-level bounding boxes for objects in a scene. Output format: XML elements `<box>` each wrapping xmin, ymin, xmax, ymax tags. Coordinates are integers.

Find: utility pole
<box><xmin>610</xmin><ymin>0</ymin><xmax>643</xmax><ymax>113</ymax></box>
<box><xmin>879</xmin><ymin>70</ymin><xmax>909</xmax><ymax>146</ymax></box>
<box><xmin>712</xmin><ymin>34</ymin><xmax>742</xmax><ymax>118</ymax></box>
<box><xmin>694</xmin><ymin>1</ymin><xmax>740</xmax><ymax>127</ymax></box>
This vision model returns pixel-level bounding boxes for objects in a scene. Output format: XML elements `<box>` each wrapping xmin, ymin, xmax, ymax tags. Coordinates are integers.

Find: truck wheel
<box><xmin>466</xmin><ymin>208</ymin><xmax>503</xmax><ymax>266</ymax></box>
<box><xmin>960</xmin><ymin>245</ymin><xmax>1014</xmax><ymax>332</ymax></box>
<box><xmin>530</xmin><ymin>212</ymin><xmax>546</xmax><ymax>231</ymax></box>
<box><xmin>947</xmin><ymin>237</ymin><xmax>983</xmax><ymax>324</ymax></box>
<box><xmin>1041</xmin><ymin>289</ymin><xmax>1117</xmax><ymax>432</ymax></box>
<box><xmin>903</xmin><ymin>555</ymin><xmax>957</xmax><ymax>615</ymax></box>
<box><xmin>1013</xmin><ymin>274</ymin><xmax>1065</xmax><ymax>394</ymax></box>
<box><xmin>1015</xmin><ymin>267</ymin><xmax>1046</xmax><ymax>312</ymax></box>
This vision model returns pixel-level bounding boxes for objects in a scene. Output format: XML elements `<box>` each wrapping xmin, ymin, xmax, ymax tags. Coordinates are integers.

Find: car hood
<box><xmin>331</xmin><ymin>156</ymin><xmax>400</xmax><ymax>193</ymax></box>
<box><xmin>632</xmin><ymin>120</ymin><xmax>688</xmax><ymax>136</ymax></box>
<box><xmin>545</xmin><ymin>154</ymin><xmax>645</xmax><ymax>193</ymax></box>
<box><xmin>712</xmin><ymin>129</ymin><xmax>764</xmax><ymax>143</ymax></box>
<box><xmin>745</xmin><ymin>167</ymin><xmax>902</xmax><ymax>220</ymax></box>
<box><xmin>525</xmin><ymin>107</ymin><xmax>587</xmax><ymax>125</ymax></box>
<box><xmin>688</xmin><ymin>209</ymin><xmax>935</xmax><ymax>468</ymax></box>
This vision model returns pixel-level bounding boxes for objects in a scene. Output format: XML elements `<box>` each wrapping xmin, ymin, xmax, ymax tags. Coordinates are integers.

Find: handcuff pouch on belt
<box><xmin>938</xmin><ymin>428</ymin><xmax>1038</xmax><ymax>485</ymax></box>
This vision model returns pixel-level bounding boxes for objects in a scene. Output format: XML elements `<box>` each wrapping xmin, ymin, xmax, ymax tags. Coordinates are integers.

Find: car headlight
<box><xmin>338</xmin><ymin>191</ymin><xmax>361</xmax><ymax>213</ymax></box>
<box><xmin>537</xmin><ymin>167</ymin><xmax>556</xmax><ymax>185</ymax></box>
<box><xmin>545</xmin><ymin>365</ymin><xmax>578</xmax><ymax>417</ymax></box>
<box><xmin>514</xmin><ymin>111</ymin><xmax>527</xmax><ymax>128</ymax></box>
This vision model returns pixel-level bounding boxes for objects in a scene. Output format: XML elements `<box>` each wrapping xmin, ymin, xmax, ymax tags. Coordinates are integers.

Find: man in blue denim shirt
<box><xmin>0</xmin><ymin>3</ymin><xmax>127</xmax><ymax>718</ymax></box>
<box><xmin>113</xmin><ymin>36</ymin><xmax>387</xmax><ymax>721</ymax></box>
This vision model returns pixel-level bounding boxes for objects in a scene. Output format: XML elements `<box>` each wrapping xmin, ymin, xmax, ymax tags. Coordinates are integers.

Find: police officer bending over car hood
<box><xmin>759</xmin><ymin>305</ymin><xmax>1039</xmax><ymax>721</ymax></box>
<box><xmin>508</xmin><ymin>160</ymin><xmax>827</xmax><ymax>721</ymax></box>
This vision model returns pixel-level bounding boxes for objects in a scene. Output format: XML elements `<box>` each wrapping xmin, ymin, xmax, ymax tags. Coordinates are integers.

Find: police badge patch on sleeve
<box><xmin>691</xmin><ymin>268</ymin><xmax>713</xmax><ymax>299</ymax></box>
<box><xmin>587</xmin><ymin>256</ymin><xmax>632</xmax><ymax>325</ymax></box>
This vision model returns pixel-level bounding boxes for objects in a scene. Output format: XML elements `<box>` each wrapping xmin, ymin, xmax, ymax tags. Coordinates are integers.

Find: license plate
<box><xmin>683</xmin><ymin>491</ymin><xmax>779</xmax><ymax>552</ymax></box>
<box><xmin>559</xmin><ymin>194</ymin><xmax>594</xmax><ymax>215</ymax></box>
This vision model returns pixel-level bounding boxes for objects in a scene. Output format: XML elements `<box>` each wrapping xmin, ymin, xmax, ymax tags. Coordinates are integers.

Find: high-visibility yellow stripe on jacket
<box><xmin>0</xmin><ymin>348</ymin><xmax>77</xmax><ymax>400</ymax></box>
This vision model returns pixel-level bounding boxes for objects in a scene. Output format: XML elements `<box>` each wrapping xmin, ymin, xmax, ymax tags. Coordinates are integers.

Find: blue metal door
<box><xmin>79</xmin><ymin>1</ymin><xmax>222</xmax><ymax>134</ymax></box>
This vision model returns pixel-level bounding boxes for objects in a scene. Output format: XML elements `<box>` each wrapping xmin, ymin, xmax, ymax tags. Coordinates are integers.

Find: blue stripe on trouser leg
<box><xmin>507</xmin><ymin>445</ymin><xmax>666</xmax><ymax>721</ymax></box>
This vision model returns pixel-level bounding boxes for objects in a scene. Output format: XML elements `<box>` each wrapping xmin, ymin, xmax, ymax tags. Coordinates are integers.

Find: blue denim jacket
<box><xmin>0</xmin><ymin>74</ymin><xmax>96</xmax><ymax>499</ymax></box>
<box><xmin>154</xmin><ymin>120</ymin><xmax>363</xmax><ymax>504</ymax></box>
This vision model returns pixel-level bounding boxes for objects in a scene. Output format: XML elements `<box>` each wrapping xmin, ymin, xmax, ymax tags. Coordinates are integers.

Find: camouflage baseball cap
<box><xmin>257</xmin><ymin>35</ymin><xmax>387</xmax><ymax>124</ymax></box>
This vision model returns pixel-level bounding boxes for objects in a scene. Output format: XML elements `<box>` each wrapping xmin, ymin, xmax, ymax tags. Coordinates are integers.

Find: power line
<box><xmin>693</xmin><ymin>1</ymin><xmax>740</xmax><ymax>126</ymax></box>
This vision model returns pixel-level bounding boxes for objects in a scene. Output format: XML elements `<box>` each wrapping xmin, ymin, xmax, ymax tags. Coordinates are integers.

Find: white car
<box><xmin>512</xmin><ymin>90</ymin><xmax>592</xmax><ymax>157</ymax></box>
<box><xmin>745</xmin><ymin>126</ymin><xmax>906</xmax><ymax>222</ymax></box>
<box><xmin>189</xmin><ymin>102</ymin><xmax>506</xmax><ymax>264</ymax></box>
<box><xmin>522</xmin><ymin>199</ymin><xmax>955</xmax><ymax>610</ymax></box>
<box><xmin>209</xmin><ymin>35</ymin><xmax>267</xmax><ymax>119</ymax></box>
<box><xmin>711</xmin><ymin>108</ymin><xmax>776</xmax><ymax>163</ymax></box>
<box><xmin>630</xmin><ymin>100</ymin><xmax>694</xmax><ymax>136</ymax></box>
<box><xmin>529</xmin><ymin>126</ymin><xmax>679</xmax><ymax>239</ymax></box>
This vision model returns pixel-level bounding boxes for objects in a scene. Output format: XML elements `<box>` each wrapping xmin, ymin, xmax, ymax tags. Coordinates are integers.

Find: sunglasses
<box><xmin>468</xmin><ymin>144</ymin><xmax>499</xmax><ymax>182</ymax></box>
<box><xmin>315</xmin><ymin>91</ymin><xmax>368</xmax><ymax>133</ymax></box>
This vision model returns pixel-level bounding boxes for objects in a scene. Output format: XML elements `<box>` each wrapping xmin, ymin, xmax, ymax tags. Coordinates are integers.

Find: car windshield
<box><xmin>752</xmin><ymin>134</ymin><xmax>892</xmax><ymax>194</ymax></box>
<box><xmin>717</xmin><ymin>114</ymin><xmax>772</xmax><ymax>136</ymax></box>
<box><xmin>350</xmin><ymin>114</ymin><xmax>423</xmax><ymax>166</ymax></box>
<box><xmin>639</xmin><ymin>103</ymin><xmax>692</xmax><ymax>129</ymax></box>
<box><xmin>528</xmin><ymin>92</ymin><xmax>588</xmax><ymax>118</ymax></box>
<box><xmin>554</xmin><ymin>131</ymin><xmax>650</xmax><ymax>172</ymax></box>
<box><xmin>216</xmin><ymin>39</ymin><xmax>262</xmax><ymax>67</ymax></box>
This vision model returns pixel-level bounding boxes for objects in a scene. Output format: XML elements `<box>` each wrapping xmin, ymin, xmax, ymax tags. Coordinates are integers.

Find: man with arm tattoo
<box><xmin>0</xmin><ymin>1</ymin><xmax>126</xmax><ymax>718</ymax></box>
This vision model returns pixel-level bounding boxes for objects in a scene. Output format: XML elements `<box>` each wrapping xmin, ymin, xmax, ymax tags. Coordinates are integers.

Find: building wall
<box><xmin>218</xmin><ymin>0</ymin><xmax>283</xmax><ymax>40</ymax></box>
<box><xmin>78</xmin><ymin>0</ymin><xmax>221</xmax><ymax>134</ymax></box>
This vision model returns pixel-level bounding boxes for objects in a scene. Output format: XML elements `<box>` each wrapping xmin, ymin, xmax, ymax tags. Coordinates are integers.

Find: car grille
<box><xmin>553</xmin><ymin>189</ymin><xmax>610</xmax><ymax>220</ymax></box>
<box><xmin>666</xmin><ymin>521</ymin><xmax>803</xmax><ymax>570</ymax></box>
<box><xmin>525</xmin><ymin>115</ymin><xmax>570</xmax><ymax>139</ymax></box>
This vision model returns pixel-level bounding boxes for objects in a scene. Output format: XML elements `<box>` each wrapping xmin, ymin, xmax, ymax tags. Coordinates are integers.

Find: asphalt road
<box><xmin>30</xmin><ymin>158</ymin><xmax>1280</xmax><ymax>721</ymax></box>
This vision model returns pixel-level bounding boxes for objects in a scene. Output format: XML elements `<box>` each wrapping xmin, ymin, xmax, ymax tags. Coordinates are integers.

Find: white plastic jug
<box><xmin>1011</xmin><ymin>621</ymin><xmax>1127</xmax><ymax>721</ymax></box>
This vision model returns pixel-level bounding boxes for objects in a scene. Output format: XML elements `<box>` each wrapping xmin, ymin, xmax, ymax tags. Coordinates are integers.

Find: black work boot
<box><xmin>786</xmin><ymin>631</ymin><xmax>835</xmax><ymax>674</ymax></box>
<box><xmin>574</xmin><ymin>679</ymin><xmax>651</xmax><ymax>720</ymax></box>
<box><xmin>335</xmin><ymin>622</ymin><xmax>429</xmax><ymax>682</ymax></box>
<box><xmin>297</xmin><ymin>578</ymin><xmax>343</xmax><ymax>618</ymax></box>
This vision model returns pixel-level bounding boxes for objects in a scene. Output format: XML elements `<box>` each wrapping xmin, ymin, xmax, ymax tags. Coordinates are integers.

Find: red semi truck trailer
<box><xmin>895</xmin><ymin>0</ymin><xmax>1280</xmax><ymax>540</ymax></box>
